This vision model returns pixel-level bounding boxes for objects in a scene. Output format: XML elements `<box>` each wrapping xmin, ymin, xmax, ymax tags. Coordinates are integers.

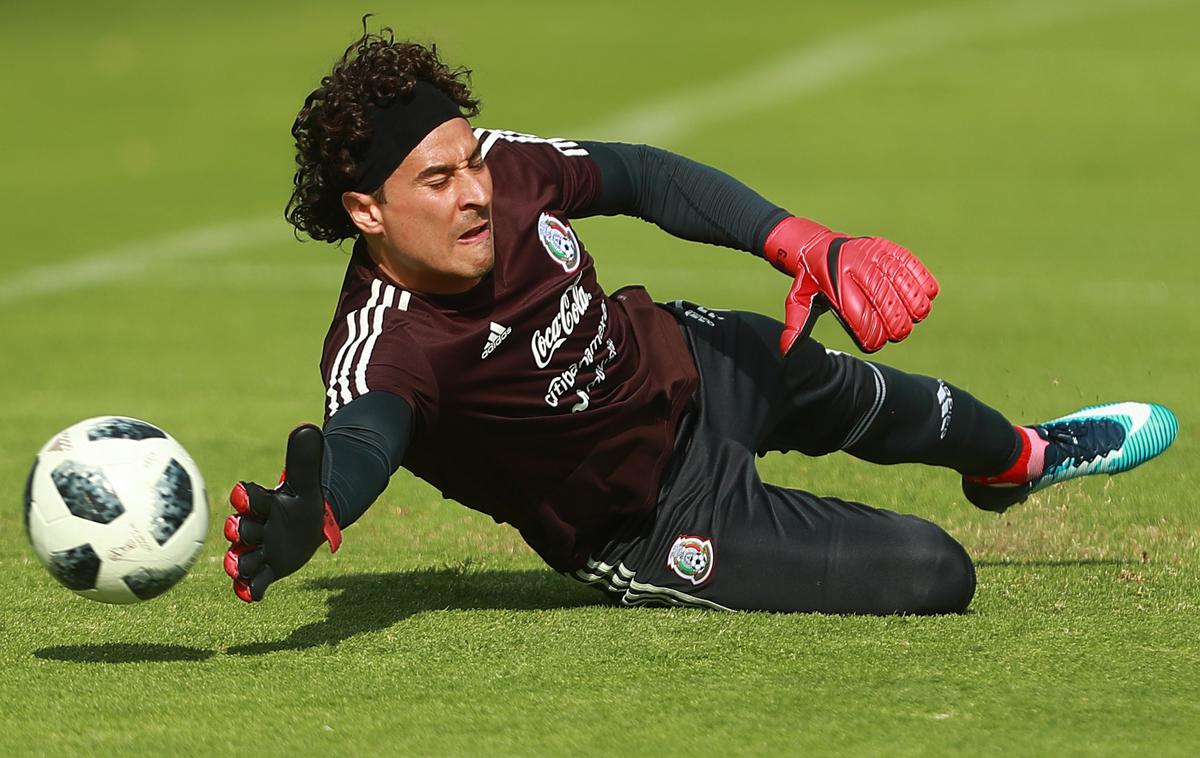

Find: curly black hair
<box><xmin>285</xmin><ymin>20</ymin><xmax>481</xmax><ymax>243</ymax></box>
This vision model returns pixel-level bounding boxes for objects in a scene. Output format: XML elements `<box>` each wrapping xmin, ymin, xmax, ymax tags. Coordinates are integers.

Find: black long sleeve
<box><xmin>320</xmin><ymin>390</ymin><xmax>413</xmax><ymax>528</ymax></box>
<box><xmin>576</xmin><ymin>141</ymin><xmax>790</xmax><ymax>255</ymax></box>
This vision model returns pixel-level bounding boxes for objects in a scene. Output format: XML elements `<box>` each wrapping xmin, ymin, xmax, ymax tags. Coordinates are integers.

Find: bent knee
<box><xmin>904</xmin><ymin>521</ymin><xmax>976</xmax><ymax>614</ymax></box>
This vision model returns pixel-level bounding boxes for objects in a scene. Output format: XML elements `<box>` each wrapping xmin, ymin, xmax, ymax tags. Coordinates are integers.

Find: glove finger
<box><xmin>223</xmin><ymin>543</ymin><xmax>245</xmax><ymax>578</ymax></box>
<box><xmin>848</xmin><ymin>311</ymin><xmax>887</xmax><ymax>352</ymax></box>
<box><xmin>858</xmin><ymin>245</ymin><xmax>918</xmax><ymax>321</ymax></box>
<box><xmin>232</xmin><ymin>565</ymin><xmax>275</xmax><ymax>603</ymax></box>
<box><xmin>223</xmin><ymin>544</ymin><xmax>264</xmax><ymax>579</ymax></box>
<box><xmin>223</xmin><ymin>514</ymin><xmax>264</xmax><ymax>546</ymax></box>
<box><xmin>839</xmin><ymin>272</ymin><xmax>891</xmax><ymax>351</ymax></box>
<box><xmin>230</xmin><ymin>481</ymin><xmax>274</xmax><ymax>519</ymax></box>
<box><xmin>283</xmin><ymin>424</ymin><xmax>324</xmax><ymax>495</ymax></box>
<box><xmin>865</xmin><ymin>262</ymin><xmax>916</xmax><ymax>342</ymax></box>
<box><xmin>879</xmin><ymin>254</ymin><xmax>932</xmax><ymax>321</ymax></box>
<box><xmin>780</xmin><ymin>273</ymin><xmax>821</xmax><ymax>355</ymax></box>
<box><xmin>899</xmin><ymin>248</ymin><xmax>939</xmax><ymax>299</ymax></box>
<box><xmin>233</xmin><ymin>577</ymin><xmax>254</xmax><ymax>603</ymax></box>
<box><xmin>875</xmin><ymin>287</ymin><xmax>913</xmax><ymax>342</ymax></box>
<box><xmin>247</xmin><ymin>565</ymin><xmax>277</xmax><ymax>601</ymax></box>
<box><xmin>863</xmin><ymin>237</ymin><xmax>938</xmax><ymax>305</ymax></box>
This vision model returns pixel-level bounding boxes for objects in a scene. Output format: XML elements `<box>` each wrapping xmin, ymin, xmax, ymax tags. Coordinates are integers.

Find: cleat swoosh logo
<box><xmin>1065</xmin><ymin>402</ymin><xmax>1150</xmax><ymax>436</ymax></box>
<box><xmin>1105</xmin><ymin>402</ymin><xmax>1151</xmax><ymax>436</ymax></box>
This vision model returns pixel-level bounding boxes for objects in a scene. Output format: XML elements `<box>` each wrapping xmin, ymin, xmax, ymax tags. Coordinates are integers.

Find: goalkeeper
<box><xmin>223</xmin><ymin>27</ymin><xmax>1177</xmax><ymax>613</ymax></box>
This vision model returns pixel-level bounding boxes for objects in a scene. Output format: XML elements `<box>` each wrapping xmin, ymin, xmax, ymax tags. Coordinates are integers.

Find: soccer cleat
<box><xmin>962</xmin><ymin>402</ymin><xmax>1178</xmax><ymax>513</ymax></box>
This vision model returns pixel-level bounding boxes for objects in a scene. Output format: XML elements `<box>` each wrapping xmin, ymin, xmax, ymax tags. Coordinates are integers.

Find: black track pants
<box><xmin>574</xmin><ymin>303</ymin><xmax>1016</xmax><ymax>614</ymax></box>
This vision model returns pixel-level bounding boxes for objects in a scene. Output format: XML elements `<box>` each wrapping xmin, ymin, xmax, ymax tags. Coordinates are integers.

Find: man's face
<box><xmin>366</xmin><ymin>118</ymin><xmax>494</xmax><ymax>294</ymax></box>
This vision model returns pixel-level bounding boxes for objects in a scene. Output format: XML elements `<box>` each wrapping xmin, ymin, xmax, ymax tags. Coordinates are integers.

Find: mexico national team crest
<box><xmin>537</xmin><ymin>212</ymin><xmax>581</xmax><ymax>273</ymax></box>
<box><xmin>667</xmin><ymin>534</ymin><xmax>715</xmax><ymax>585</ymax></box>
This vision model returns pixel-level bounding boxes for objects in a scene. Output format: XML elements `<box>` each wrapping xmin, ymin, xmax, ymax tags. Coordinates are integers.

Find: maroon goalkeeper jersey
<box><xmin>319</xmin><ymin>129</ymin><xmax>698</xmax><ymax>571</ymax></box>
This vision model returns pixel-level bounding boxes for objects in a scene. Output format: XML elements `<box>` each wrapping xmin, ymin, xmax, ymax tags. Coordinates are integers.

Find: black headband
<box><xmin>352</xmin><ymin>81</ymin><xmax>464</xmax><ymax>192</ymax></box>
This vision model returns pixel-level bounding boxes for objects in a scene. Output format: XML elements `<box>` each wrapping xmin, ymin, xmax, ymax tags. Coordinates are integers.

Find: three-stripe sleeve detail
<box><xmin>473</xmin><ymin>128</ymin><xmax>590</xmax><ymax>159</ymax></box>
<box><xmin>326</xmin><ymin>280</ymin><xmax>400</xmax><ymax>416</ymax></box>
<box><xmin>354</xmin><ymin>285</ymin><xmax>397</xmax><ymax>395</ymax></box>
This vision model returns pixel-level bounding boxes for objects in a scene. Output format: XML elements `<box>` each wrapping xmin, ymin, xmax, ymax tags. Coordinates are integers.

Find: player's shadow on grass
<box><xmin>225</xmin><ymin>567</ymin><xmax>604</xmax><ymax>656</ymax></box>
<box><xmin>34</xmin><ymin>643</ymin><xmax>216</xmax><ymax>664</ymax></box>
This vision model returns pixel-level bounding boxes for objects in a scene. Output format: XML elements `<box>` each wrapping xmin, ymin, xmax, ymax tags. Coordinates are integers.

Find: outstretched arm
<box><xmin>577</xmin><ymin>141</ymin><xmax>788</xmax><ymax>254</ymax></box>
<box><xmin>577</xmin><ymin>141</ymin><xmax>938</xmax><ymax>354</ymax></box>
<box><xmin>223</xmin><ymin>391</ymin><xmax>412</xmax><ymax>601</ymax></box>
<box><xmin>322</xmin><ymin>390</ymin><xmax>413</xmax><ymax>528</ymax></box>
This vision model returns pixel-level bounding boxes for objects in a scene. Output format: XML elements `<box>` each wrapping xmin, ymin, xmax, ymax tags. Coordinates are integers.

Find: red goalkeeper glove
<box><xmin>223</xmin><ymin>424</ymin><xmax>341</xmax><ymax>603</ymax></box>
<box><xmin>763</xmin><ymin>216</ymin><xmax>939</xmax><ymax>355</ymax></box>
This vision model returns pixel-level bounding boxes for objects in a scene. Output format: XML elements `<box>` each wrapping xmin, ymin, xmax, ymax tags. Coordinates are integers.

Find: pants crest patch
<box><xmin>667</xmin><ymin>534</ymin><xmax>715</xmax><ymax>585</ymax></box>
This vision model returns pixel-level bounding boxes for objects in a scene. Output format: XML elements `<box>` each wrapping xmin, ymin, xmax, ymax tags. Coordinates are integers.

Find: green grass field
<box><xmin>2</xmin><ymin>0</ymin><xmax>1197</xmax><ymax>754</ymax></box>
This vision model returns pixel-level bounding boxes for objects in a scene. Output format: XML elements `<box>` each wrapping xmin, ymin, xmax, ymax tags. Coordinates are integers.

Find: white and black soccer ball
<box><xmin>24</xmin><ymin>416</ymin><xmax>208</xmax><ymax>604</ymax></box>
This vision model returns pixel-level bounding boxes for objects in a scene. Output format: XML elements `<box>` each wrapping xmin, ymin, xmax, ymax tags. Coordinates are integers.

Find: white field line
<box><xmin>0</xmin><ymin>0</ymin><xmax>1168</xmax><ymax>307</ymax></box>
<box><xmin>0</xmin><ymin>218</ymin><xmax>283</xmax><ymax>306</ymax></box>
<box><xmin>583</xmin><ymin>0</ymin><xmax>1171</xmax><ymax>143</ymax></box>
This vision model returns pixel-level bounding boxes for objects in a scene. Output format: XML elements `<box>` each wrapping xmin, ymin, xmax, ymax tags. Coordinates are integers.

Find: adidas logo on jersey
<box><xmin>481</xmin><ymin>321</ymin><xmax>512</xmax><ymax>359</ymax></box>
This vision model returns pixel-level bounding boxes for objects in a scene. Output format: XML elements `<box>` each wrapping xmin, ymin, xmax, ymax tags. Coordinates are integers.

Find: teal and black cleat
<box><xmin>963</xmin><ymin>402</ymin><xmax>1178</xmax><ymax>513</ymax></box>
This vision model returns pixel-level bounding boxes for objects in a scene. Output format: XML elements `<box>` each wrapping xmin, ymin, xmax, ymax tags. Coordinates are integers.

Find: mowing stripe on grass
<box><xmin>584</xmin><ymin>0</ymin><xmax>1171</xmax><ymax>143</ymax></box>
<box><xmin>0</xmin><ymin>0</ymin><xmax>1168</xmax><ymax>308</ymax></box>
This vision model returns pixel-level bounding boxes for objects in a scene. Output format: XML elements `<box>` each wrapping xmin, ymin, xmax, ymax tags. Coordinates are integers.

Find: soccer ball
<box><xmin>24</xmin><ymin>416</ymin><xmax>208</xmax><ymax>604</ymax></box>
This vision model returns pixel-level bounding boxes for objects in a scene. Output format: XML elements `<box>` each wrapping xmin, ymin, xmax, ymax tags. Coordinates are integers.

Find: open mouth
<box><xmin>458</xmin><ymin>221</ymin><xmax>490</xmax><ymax>244</ymax></box>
